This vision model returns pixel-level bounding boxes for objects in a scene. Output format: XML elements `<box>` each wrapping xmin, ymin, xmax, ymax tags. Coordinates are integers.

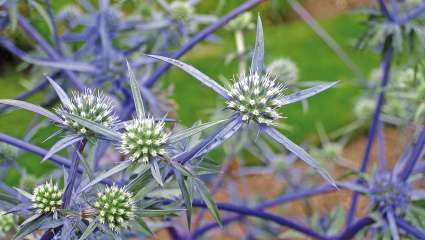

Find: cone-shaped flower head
<box><xmin>32</xmin><ymin>181</ymin><xmax>63</xmax><ymax>214</ymax></box>
<box><xmin>225</xmin><ymin>12</ymin><xmax>254</xmax><ymax>32</ymax></box>
<box><xmin>121</xmin><ymin>117</ymin><xmax>169</xmax><ymax>163</ymax></box>
<box><xmin>0</xmin><ymin>212</ymin><xmax>16</xmax><ymax>236</ymax></box>
<box><xmin>56</xmin><ymin>89</ymin><xmax>118</xmax><ymax>135</ymax></box>
<box><xmin>226</xmin><ymin>72</ymin><xmax>285</xmax><ymax>125</ymax></box>
<box><xmin>267</xmin><ymin>58</ymin><xmax>298</xmax><ymax>84</ymax></box>
<box><xmin>170</xmin><ymin>1</ymin><xmax>194</xmax><ymax>22</ymax></box>
<box><xmin>94</xmin><ymin>186</ymin><xmax>135</xmax><ymax>231</ymax></box>
<box><xmin>354</xmin><ymin>97</ymin><xmax>375</xmax><ymax>120</ymax></box>
<box><xmin>0</xmin><ymin>142</ymin><xmax>17</xmax><ymax>162</ymax></box>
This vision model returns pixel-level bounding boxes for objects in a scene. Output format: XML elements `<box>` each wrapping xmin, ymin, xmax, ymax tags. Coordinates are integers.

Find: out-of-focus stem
<box><xmin>235</xmin><ymin>30</ymin><xmax>246</xmax><ymax>74</ymax></box>
<box><xmin>346</xmin><ymin>45</ymin><xmax>394</xmax><ymax>225</ymax></box>
<box><xmin>397</xmin><ymin>126</ymin><xmax>425</xmax><ymax>181</ymax></box>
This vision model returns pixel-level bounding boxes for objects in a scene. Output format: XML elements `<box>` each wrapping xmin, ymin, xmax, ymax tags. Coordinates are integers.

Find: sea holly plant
<box><xmin>62</xmin><ymin>62</ymin><xmax>226</xmax><ymax>227</ymax></box>
<box><xmin>147</xmin><ymin>16</ymin><xmax>339</xmax><ymax>187</ymax></box>
<box><xmin>0</xmin><ymin>76</ymin><xmax>119</xmax><ymax>161</ymax></box>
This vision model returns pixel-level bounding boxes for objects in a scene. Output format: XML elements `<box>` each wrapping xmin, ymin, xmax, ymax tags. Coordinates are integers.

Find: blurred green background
<box><xmin>0</xmin><ymin>0</ymin><xmax>378</xmax><ymax>181</ymax></box>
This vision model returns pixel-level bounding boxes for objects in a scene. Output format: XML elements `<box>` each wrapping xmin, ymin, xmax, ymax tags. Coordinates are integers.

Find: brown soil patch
<box><xmin>152</xmin><ymin>127</ymin><xmax>409</xmax><ymax>239</ymax></box>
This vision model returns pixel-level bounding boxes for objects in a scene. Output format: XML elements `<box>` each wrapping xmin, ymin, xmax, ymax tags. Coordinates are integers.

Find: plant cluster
<box><xmin>0</xmin><ymin>0</ymin><xmax>424</xmax><ymax>240</ymax></box>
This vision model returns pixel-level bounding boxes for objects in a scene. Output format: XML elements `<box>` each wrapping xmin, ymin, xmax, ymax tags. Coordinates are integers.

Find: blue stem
<box><xmin>191</xmin><ymin>199</ymin><xmax>327</xmax><ymax>240</ymax></box>
<box><xmin>346</xmin><ymin>45</ymin><xmax>394</xmax><ymax>225</ymax></box>
<box><xmin>398</xmin><ymin>1</ymin><xmax>425</xmax><ymax>25</ymax></box>
<box><xmin>395</xmin><ymin>216</ymin><xmax>425</xmax><ymax>239</ymax></box>
<box><xmin>397</xmin><ymin>126</ymin><xmax>425</xmax><ymax>181</ymax></box>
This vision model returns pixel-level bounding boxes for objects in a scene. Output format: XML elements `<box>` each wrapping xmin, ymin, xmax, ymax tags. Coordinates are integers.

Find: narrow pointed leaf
<box><xmin>14</xmin><ymin>214</ymin><xmax>47</xmax><ymax>240</ymax></box>
<box><xmin>168</xmin><ymin>120</ymin><xmax>227</xmax><ymax>143</ymax></box>
<box><xmin>150</xmin><ymin>161</ymin><xmax>164</xmax><ymax>186</ymax></box>
<box><xmin>13</xmin><ymin>187</ymin><xmax>33</xmax><ymax>200</ymax></box>
<box><xmin>175</xmin><ymin>170</ymin><xmax>192</xmax><ymax>229</ymax></box>
<box><xmin>46</xmin><ymin>76</ymin><xmax>71</xmax><ymax>107</ymax></box>
<box><xmin>135</xmin><ymin>218</ymin><xmax>153</xmax><ymax>235</ymax></box>
<box><xmin>263</xmin><ymin>126</ymin><xmax>337</xmax><ymax>188</ymax></box>
<box><xmin>387</xmin><ymin>210</ymin><xmax>400</xmax><ymax>240</ymax></box>
<box><xmin>136</xmin><ymin>209</ymin><xmax>183</xmax><ymax>217</ymax></box>
<box><xmin>279</xmin><ymin>81</ymin><xmax>338</xmax><ymax>106</ymax></box>
<box><xmin>127</xmin><ymin>61</ymin><xmax>145</xmax><ymax>118</ymax></box>
<box><xmin>79</xmin><ymin>221</ymin><xmax>97</xmax><ymax>240</ymax></box>
<box><xmin>63</xmin><ymin>113</ymin><xmax>121</xmax><ymax>141</ymax></box>
<box><xmin>147</xmin><ymin>54</ymin><xmax>230</xmax><ymax>99</ymax></box>
<box><xmin>250</xmin><ymin>15</ymin><xmax>264</xmax><ymax>73</ymax></box>
<box><xmin>42</xmin><ymin>135</ymin><xmax>83</xmax><ymax>162</ymax></box>
<box><xmin>0</xmin><ymin>99</ymin><xmax>61</xmax><ymax>123</ymax></box>
<box><xmin>194</xmin><ymin>178</ymin><xmax>221</xmax><ymax>226</ymax></box>
<box><xmin>81</xmin><ymin>161</ymin><xmax>131</xmax><ymax>192</ymax></box>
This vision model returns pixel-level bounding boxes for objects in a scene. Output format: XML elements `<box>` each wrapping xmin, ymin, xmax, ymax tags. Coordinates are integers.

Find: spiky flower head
<box><xmin>370</xmin><ymin>172</ymin><xmax>410</xmax><ymax>214</ymax></box>
<box><xmin>354</xmin><ymin>97</ymin><xmax>375</xmax><ymax>120</ymax></box>
<box><xmin>170</xmin><ymin>1</ymin><xmax>194</xmax><ymax>22</ymax></box>
<box><xmin>121</xmin><ymin>117</ymin><xmax>169</xmax><ymax>163</ymax></box>
<box><xmin>56</xmin><ymin>89</ymin><xmax>118</xmax><ymax>136</ymax></box>
<box><xmin>225</xmin><ymin>12</ymin><xmax>254</xmax><ymax>32</ymax></box>
<box><xmin>32</xmin><ymin>181</ymin><xmax>63</xmax><ymax>214</ymax></box>
<box><xmin>94</xmin><ymin>186</ymin><xmax>135</xmax><ymax>231</ymax></box>
<box><xmin>226</xmin><ymin>72</ymin><xmax>285</xmax><ymax>125</ymax></box>
<box><xmin>0</xmin><ymin>211</ymin><xmax>16</xmax><ymax>236</ymax></box>
<box><xmin>0</xmin><ymin>142</ymin><xmax>17</xmax><ymax>162</ymax></box>
<box><xmin>267</xmin><ymin>58</ymin><xmax>298</xmax><ymax>85</ymax></box>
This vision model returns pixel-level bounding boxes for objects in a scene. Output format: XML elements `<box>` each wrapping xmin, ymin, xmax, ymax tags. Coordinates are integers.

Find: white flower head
<box><xmin>170</xmin><ymin>1</ymin><xmax>194</xmax><ymax>22</ymax></box>
<box><xmin>94</xmin><ymin>186</ymin><xmax>135</xmax><ymax>232</ymax></box>
<box><xmin>0</xmin><ymin>211</ymin><xmax>16</xmax><ymax>236</ymax></box>
<box><xmin>226</xmin><ymin>72</ymin><xmax>285</xmax><ymax>125</ymax></box>
<box><xmin>56</xmin><ymin>89</ymin><xmax>118</xmax><ymax>135</ymax></box>
<box><xmin>32</xmin><ymin>180</ymin><xmax>63</xmax><ymax>214</ymax></box>
<box><xmin>120</xmin><ymin>117</ymin><xmax>169</xmax><ymax>163</ymax></box>
<box><xmin>267</xmin><ymin>58</ymin><xmax>298</xmax><ymax>84</ymax></box>
<box><xmin>225</xmin><ymin>12</ymin><xmax>254</xmax><ymax>32</ymax></box>
<box><xmin>354</xmin><ymin>97</ymin><xmax>375</xmax><ymax>120</ymax></box>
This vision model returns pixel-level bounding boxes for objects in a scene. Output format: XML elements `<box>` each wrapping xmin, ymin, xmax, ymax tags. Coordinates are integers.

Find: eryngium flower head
<box><xmin>56</xmin><ymin>89</ymin><xmax>118</xmax><ymax>135</ymax></box>
<box><xmin>0</xmin><ymin>142</ymin><xmax>17</xmax><ymax>162</ymax></box>
<box><xmin>225</xmin><ymin>12</ymin><xmax>254</xmax><ymax>32</ymax></box>
<box><xmin>94</xmin><ymin>186</ymin><xmax>135</xmax><ymax>231</ymax></box>
<box><xmin>170</xmin><ymin>1</ymin><xmax>194</xmax><ymax>22</ymax></box>
<box><xmin>0</xmin><ymin>212</ymin><xmax>16</xmax><ymax>236</ymax></box>
<box><xmin>267</xmin><ymin>58</ymin><xmax>298</xmax><ymax>84</ymax></box>
<box><xmin>121</xmin><ymin>117</ymin><xmax>169</xmax><ymax>163</ymax></box>
<box><xmin>370</xmin><ymin>172</ymin><xmax>410</xmax><ymax>213</ymax></box>
<box><xmin>354</xmin><ymin>97</ymin><xmax>375</xmax><ymax>120</ymax></box>
<box><xmin>32</xmin><ymin>181</ymin><xmax>63</xmax><ymax>214</ymax></box>
<box><xmin>226</xmin><ymin>72</ymin><xmax>285</xmax><ymax>125</ymax></box>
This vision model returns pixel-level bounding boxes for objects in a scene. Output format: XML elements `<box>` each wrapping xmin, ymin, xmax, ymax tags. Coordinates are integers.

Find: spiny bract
<box><xmin>121</xmin><ymin>117</ymin><xmax>169</xmax><ymax>163</ymax></box>
<box><xmin>56</xmin><ymin>89</ymin><xmax>118</xmax><ymax>135</ymax></box>
<box><xmin>94</xmin><ymin>186</ymin><xmax>135</xmax><ymax>231</ymax></box>
<box><xmin>32</xmin><ymin>181</ymin><xmax>63</xmax><ymax>214</ymax></box>
<box><xmin>226</xmin><ymin>72</ymin><xmax>285</xmax><ymax>125</ymax></box>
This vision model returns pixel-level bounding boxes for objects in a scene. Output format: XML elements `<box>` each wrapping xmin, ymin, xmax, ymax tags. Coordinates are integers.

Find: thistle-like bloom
<box><xmin>0</xmin><ymin>142</ymin><xmax>17</xmax><ymax>162</ymax></box>
<box><xmin>121</xmin><ymin>117</ymin><xmax>169</xmax><ymax>163</ymax></box>
<box><xmin>170</xmin><ymin>1</ymin><xmax>194</xmax><ymax>22</ymax></box>
<box><xmin>147</xmin><ymin>16</ymin><xmax>338</xmax><ymax>187</ymax></box>
<box><xmin>226</xmin><ymin>72</ymin><xmax>284</xmax><ymax>125</ymax></box>
<box><xmin>94</xmin><ymin>186</ymin><xmax>135</xmax><ymax>231</ymax></box>
<box><xmin>354</xmin><ymin>97</ymin><xmax>375</xmax><ymax>120</ymax></box>
<box><xmin>56</xmin><ymin>89</ymin><xmax>118</xmax><ymax>135</ymax></box>
<box><xmin>370</xmin><ymin>172</ymin><xmax>410</xmax><ymax>214</ymax></box>
<box><xmin>267</xmin><ymin>58</ymin><xmax>298</xmax><ymax>84</ymax></box>
<box><xmin>0</xmin><ymin>212</ymin><xmax>16</xmax><ymax>236</ymax></box>
<box><xmin>32</xmin><ymin>181</ymin><xmax>63</xmax><ymax>214</ymax></box>
<box><xmin>225</xmin><ymin>12</ymin><xmax>254</xmax><ymax>32</ymax></box>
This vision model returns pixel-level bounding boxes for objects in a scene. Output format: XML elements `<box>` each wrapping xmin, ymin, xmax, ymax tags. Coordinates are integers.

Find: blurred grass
<box><xmin>0</xmin><ymin>13</ymin><xmax>378</xmax><ymax>181</ymax></box>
